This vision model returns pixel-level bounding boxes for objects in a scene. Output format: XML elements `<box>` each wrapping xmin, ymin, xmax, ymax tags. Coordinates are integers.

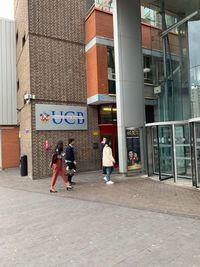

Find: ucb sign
<box><xmin>35</xmin><ymin>104</ymin><xmax>88</xmax><ymax>131</ymax></box>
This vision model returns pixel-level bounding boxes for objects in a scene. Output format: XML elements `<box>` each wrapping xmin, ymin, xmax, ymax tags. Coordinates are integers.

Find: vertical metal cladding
<box><xmin>0</xmin><ymin>19</ymin><xmax>17</xmax><ymax>125</ymax></box>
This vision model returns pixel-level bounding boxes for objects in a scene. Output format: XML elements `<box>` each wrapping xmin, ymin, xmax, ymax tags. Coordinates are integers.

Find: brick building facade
<box><xmin>14</xmin><ymin>0</ymin><xmax>180</xmax><ymax>178</ymax></box>
<box><xmin>15</xmin><ymin>0</ymin><xmax>100</xmax><ymax>179</ymax></box>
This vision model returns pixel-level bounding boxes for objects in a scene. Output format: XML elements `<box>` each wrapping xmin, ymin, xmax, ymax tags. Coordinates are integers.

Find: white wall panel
<box><xmin>0</xmin><ymin>19</ymin><xmax>17</xmax><ymax>125</ymax></box>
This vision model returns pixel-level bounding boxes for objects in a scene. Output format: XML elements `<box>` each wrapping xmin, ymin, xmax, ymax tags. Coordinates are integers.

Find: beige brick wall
<box><xmin>15</xmin><ymin>0</ymin><xmax>33</xmax><ymax>177</ymax></box>
<box><xmin>15</xmin><ymin>0</ymin><xmax>29</xmax><ymax>61</ymax></box>
<box><xmin>29</xmin><ymin>35</ymin><xmax>86</xmax><ymax>102</ymax></box>
<box><xmin>28</xmin><ymin>0</ymin><xmax>85</xmax><ymax>43</ymax></box>
<box><xmin>15</xmin><ymin>0</ymin><xmax>101</xmax><ymax>179</ymax></box>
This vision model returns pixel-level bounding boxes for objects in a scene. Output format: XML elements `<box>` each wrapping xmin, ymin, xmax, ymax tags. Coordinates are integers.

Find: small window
<box><xmin>17</xmin><ymin>80</ymin><xmax>20</xmax><ymax>91</ymax></box>
<box><xmin>22</xmin><ymin>33</ymin><xmax>26</xmax><ymax>47</ymax></box>
<box><xmin>16</xmin><ymin>31</ymin><xmax>18</xmax><ymax>44</ymax></box>
<box><xmin>99</xmin><ymin>105</ymin><xmax>117</xmax><ymax>124</ymax></box>
<box><xmin>143</xmin><ymin>55</ymin><xmax>153</xmax><ymax>84</ymax></box>
<box><xmin>107</xmin><ymin>46</ymin><xmax>116</xmax><ymax>94</ymax></box>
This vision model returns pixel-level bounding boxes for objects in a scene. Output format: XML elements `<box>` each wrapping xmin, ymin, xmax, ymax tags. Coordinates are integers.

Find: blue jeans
<box><xmin>106</xmin><ymin>167</ymin><xmax>113</xmax><ymax>181</ymax></box>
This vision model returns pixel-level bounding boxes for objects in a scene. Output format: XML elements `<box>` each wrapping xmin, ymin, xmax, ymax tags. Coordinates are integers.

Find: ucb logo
<box><xmin>51</xmin><ymin>111</ymin><xmax>85</xmax><ymax>125</ymax></box>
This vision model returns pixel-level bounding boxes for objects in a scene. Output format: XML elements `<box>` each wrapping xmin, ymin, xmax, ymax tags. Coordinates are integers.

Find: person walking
<box><xmin>100</xmin><ymin>137</ymin><xmax>107</xmax><ymax>155</ymax></box>
<box><xmin>65</xmin><ymin>138</ymin><xmax>76</xmax><ymax>186</ymax></box>
<box><xmin>50</xmin><ymin>140</ymin><xmax>72</xmax><ymax>193</ymax></box>
<box><xmin>102</xmin><ymin>140</ymin><xmax>115</xmax><ymax>185</ymax></box>
<box><xmin>100</xmin><ymin>137</ymin><xmax>107</xmax><ymax>174</ymax></box>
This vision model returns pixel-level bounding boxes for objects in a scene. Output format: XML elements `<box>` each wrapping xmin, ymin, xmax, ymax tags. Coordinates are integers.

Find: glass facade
<box><xmin>145</xmin><ymin>2</ymin><xmax>200</xmax><ymax>187</ymax></box>
<box><xmin>188</xmin><ymin>21</ymin><xmax>200</xmax><ymax>118</ymax></box>
<box><xmin>158</xmin><ymin>21</ymin><xmax>191</xmax><ymax>122</ymax></box>
<box><xmin>143</xmin><ymin>8</ymin><xmax>199</xmax><ymax>122</ymax></box>
<box><xmin>143</xmin><ymin>5</ymin><xmax>200</xmax><ymax>122</ymax></box>
<box><xmin>95</xmin><ymin>0</ymin><xmax>113</xmax><ymax>12</ymax></box>
<box><xmin>141</xmin><ymin>6</ymin><xmax>178</xmax><ymax>32</ymax></box>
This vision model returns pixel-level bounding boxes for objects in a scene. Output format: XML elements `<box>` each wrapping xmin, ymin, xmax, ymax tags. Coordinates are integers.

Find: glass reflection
<box><xmin>188</xmin><ymin>21</ymin><xmax>200</xmax><ymax>118</ymax></box>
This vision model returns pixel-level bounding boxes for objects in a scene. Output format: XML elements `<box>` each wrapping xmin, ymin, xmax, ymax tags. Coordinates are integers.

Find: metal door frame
<box><xmin>188</xmin><ymin>118</ymin><xmax>200</xmax><ymax>187</ymax></box>
<box><xmin>146</xmin><ymin>120</ymin><xmax>189</xmax><ymax>183</ymax></box>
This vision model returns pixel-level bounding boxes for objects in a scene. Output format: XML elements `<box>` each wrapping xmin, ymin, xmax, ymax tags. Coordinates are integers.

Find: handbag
<box><xmin>66</xmin><ymin>167</ymin><xmax>75</xmax><ymax>176</ymax></box>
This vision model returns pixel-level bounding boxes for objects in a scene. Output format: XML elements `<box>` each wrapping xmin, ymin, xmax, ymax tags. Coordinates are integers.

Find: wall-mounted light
<box><xmin>143</xmin><ymin>68</ymin><xmax>151</xmax><ymax>73</ymax></box>
<box><xmin>102</xmin><ymin>107</ymin><xmax>117</xmax><ymax>112</ymax></box>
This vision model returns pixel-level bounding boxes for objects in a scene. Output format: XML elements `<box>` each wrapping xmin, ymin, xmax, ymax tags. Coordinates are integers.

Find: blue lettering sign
<box><xmin>64</xmin><ymin>111</ymin><xmax>75</xmax><ymax>124</ymax></box>
<box><xmin>52</xmin><ymin>111</ymin><xmax>63</xmax><ymax>124</ymax></box>
<box><xmin>36</xmin><ymin>104</ymin><xmax>88</xmax><ymax>130</ymax></box>
<box><xmin>77</xmin><ymin>112</ymin><xmax>85</xmax><ymax>124</ymax></box>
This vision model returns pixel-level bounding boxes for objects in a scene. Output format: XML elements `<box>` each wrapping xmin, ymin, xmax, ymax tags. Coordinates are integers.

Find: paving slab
<box><xmin>1</xmin><ymin>169</ymin><xmax>200</xmax><ymax>218</ymax></box>
<box><xmin>1</xmin><ymin>169</ymin><xmax>200</xmax><ymax>266</ymax></box>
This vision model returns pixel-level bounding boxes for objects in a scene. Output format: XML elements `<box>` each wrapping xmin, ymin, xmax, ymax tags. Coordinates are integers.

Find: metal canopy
<box><xmin>141</xmin><ymin>0</ymin><xmax>200</xmax><ymax>16</ymax></box>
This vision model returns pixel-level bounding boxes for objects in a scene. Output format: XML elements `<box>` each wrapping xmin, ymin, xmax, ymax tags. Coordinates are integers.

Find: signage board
<box><xmin>35</xmin><ymin>104</ymin><xmax>88</xmax><ymax>131</ymax></box>
<box><xmin>126</xmin><ymin>128</ymin><xmax>142</xmax><ymax>171</ymax></box>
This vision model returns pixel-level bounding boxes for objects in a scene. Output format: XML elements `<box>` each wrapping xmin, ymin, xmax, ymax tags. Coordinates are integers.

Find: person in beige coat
<box><xmin>102</xmin><ymin>141</ymin><xmax>115</xmax><ymax>184</ymax></box>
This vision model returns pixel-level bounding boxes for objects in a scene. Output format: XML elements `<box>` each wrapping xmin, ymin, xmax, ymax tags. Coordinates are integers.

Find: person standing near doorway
<box><xmin>50</xmin><ymin>140</ymin><xmax>72</xmax><ymax>193</ymax></box>
<box><xmin>65</xmin><ymin>138</ymin><xmax>76</xmax><ymax>186</ymax></box>
<box><xmin>102</xmin><ymin>140</ymin><xmax>115</xmax><ymax>185</ymax></box>
<box><xmin>100</xmin><ymin>137</ymin><xmax>107</xmax><ymax>174</ymax></box>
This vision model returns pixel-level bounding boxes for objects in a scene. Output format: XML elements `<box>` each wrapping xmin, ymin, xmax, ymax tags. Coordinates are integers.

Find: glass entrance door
<box><xmin>147</xmin><ymin>120</ymin><xmax>200</xmax><ymax>186</ymax></box>
<box><xmin>158</xmin><ymin>126</ymin><xmax>174</xmax><ymax>179</ymax></box>
<box><xmin>152</xmin><ymin>125</ymin><xmax>174</xmax><ymax>180</ymax></box>
<box><xmin>175</xmin><ymin>124</ymin><xmax>192</xmax><ymax>179</ymax></box>
<box><xmin>195</xmin><ymin>123</ymin><xmax>200</xmax><ymax>186</ymax></box>
<box><xmin>191</xmin><ymin>122</ymin><xmax>200</xmax><ymax>187</ymax></box>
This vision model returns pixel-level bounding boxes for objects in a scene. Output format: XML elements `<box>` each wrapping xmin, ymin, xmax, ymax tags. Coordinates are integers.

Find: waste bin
<box><xmin>20</xmin><ymin>155</ymin><xmax>28</xmax><ymax>176</ymax></box>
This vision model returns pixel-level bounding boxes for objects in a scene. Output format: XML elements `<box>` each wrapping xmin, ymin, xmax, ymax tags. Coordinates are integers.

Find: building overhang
<box><xmin>87</xmin><ymin>94</ymin><xmax>116</xmax><ymax>105</ymax></box>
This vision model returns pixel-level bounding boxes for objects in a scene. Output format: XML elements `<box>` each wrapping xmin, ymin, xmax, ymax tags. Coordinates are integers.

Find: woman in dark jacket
<box><xmin>50</xmin><ymin>140</ymin><xmax>72</xmax><ymax>193</ymax></box>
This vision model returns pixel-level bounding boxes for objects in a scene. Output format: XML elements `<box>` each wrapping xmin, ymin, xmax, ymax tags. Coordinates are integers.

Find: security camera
<box><xmin>24</xmin><ymin>94</ymin><xmax>32</xmax><ymax>100</ymax></box>
<box><xmin>24</xmin><ymin>94</ymin><xmax>36</xmax><ymax>104</ymax></box>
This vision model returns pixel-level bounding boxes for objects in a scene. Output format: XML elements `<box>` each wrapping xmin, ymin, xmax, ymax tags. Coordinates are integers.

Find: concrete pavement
<box><xmin>1</xmin><ymin>169</ymin><xmax>200</xmax><ymax>266</ymax></box>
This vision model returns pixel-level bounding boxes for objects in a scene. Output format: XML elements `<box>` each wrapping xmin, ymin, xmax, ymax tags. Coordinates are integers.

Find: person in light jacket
<box><xmin>100</xmin><ymin>137</ymin><xmax>107</xmax><ymax>174</ymax></box>
<box><xmin>102</xmin><ymin>140</ymin><xmax>115</xmax><ymax>184</ymax></box>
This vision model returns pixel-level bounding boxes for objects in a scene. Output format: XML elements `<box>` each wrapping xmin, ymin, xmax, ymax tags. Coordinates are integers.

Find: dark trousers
<box><xmin>102</xmin><ymin>166</ymin><xmax>106</xmax><ymax>174</ymax></box>
<box><xmin>66</xmin><ymin>162</ymin><xmax>75</xmax><ymax>183</ymax></box>
<box><xmin>68</xmin><ymin>174</ymin><xmax>73</xmax><ymax>183</ymax></box>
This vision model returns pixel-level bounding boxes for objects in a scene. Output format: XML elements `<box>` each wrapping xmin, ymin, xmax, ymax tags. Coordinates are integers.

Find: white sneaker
<box><xmin>106</xmin><ymin>181</ymin><xmax>114</xmax><ymax>185</ymax></box>
<box><xmin>103</xmin><ymin>176</ymin><xmax>108</xmax><ymax>182</ymax></box>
